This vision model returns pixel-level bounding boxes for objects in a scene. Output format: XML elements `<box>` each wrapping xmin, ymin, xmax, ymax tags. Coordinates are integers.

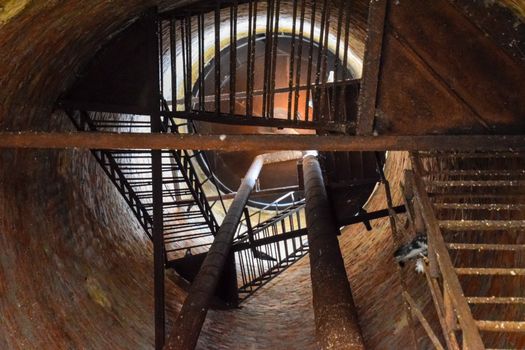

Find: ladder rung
<box><xmin>428</xmin><ymin>180</ymin><xmax>525</xmax><ymax>187</ymax></box>
<box><xmin>418</xmin><ymin>151</ymin><xmax>524</xmax><ymax>159</ymax></box>
<box><xmin>476</xmin><ymin>320</ymin><xmax>525</xmax><ymax>332</ymax></box>
<box><xmin>456</xmin><ymin>268</ymin><xmax>525</xmax><ymax>276</ymax></box>
<box><xmin>428</xmin><ymin>170</ymin><xmax>525</xmax><ymax>177</ymax></box>
<box><xmin>430</xmin><ymin>194</ymin><xmax>525</xmax><ymax>199</ymax></box>
<box><xmin>467</xmin><ymin>297</ymin><xmax>525</xmax><ymax>304</ymax></box>
<box><xmin>447</xmin><ymin>243</ymin><xmax>525</xmax><ymax>251</ymax></box>
<box><xmin>440</xmin><ymin>220</ymin><xmax>525</xmax><ymax>230</ymax></box>
<box><xmin>435</xmin><ymin>203</ymin><xmax>525</xmax><ymax>210</ymax></box>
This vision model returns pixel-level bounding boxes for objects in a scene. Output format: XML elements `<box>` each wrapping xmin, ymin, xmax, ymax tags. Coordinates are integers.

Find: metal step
<box><xmin>411</xmin><ymin>150</ymin><xmax>525</xmax><ymax>347</ymax></box>
<box><xmin>447</xmin><ymin>243</ymin><xmax>525</xmax><ymax>251</ymax></box>
<box><xmin>430</xmin><ymin>194</ymin><xmax>525</xmax><ymax>200</ymax></box>
<box><xmin>418</xmin><ymin>151</ymin><xmax>524</xmax><ymax>159</ymax></box>
<box><xmin>435</xmin><ymin>203</ymin><xmax>525</xmax><ymax>210</ymax></box>
<box><xmin>476</xmin><ymin>320</ymin><xmax>525</xmax><ymax>332</ymax></box>
<box><xmin>467</xmin><ymin>297</ymin><xmax>525</xmax><ymax>304</ymax></box>
<box><xmin>426</xmin><ymin>170</ymin><xmax>525</xmax><ymax>177</ymax></box>
<box><xmin>428</xmin><ymin>180</ymin><xmax>525</xmax><ymax>187</ymax></box>
<box><xmin>456</xmin><ymin>268</ymin><xmax>525</xmax><ymax>276</ymax></box>
<box><xmin>440</xmin><ymin>220</ymin><xmax>525</xmax><ymax>231</ymax></box>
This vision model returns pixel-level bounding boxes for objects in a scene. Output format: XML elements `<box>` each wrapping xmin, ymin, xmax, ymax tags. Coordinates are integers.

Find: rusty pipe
<box><xmin>165</xmin><ymin>152</ymin><xmax>301</xmax><ymax>350</ymax></box>
<box><xmin>303</xmin><ymin>154</ymin><xmax>365</xmax><ymax>349</ymax></box>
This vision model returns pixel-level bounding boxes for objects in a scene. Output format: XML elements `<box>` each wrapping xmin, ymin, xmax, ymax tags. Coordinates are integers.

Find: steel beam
<box><xmin>303</xmin><ymin>155</ymin><xmax>364</xmax><ymax>349</ymax></box>
<box><xmin>356</xmin><ymin>0</ymin><xmax>388</xmax><ymax>135</ymax></box>
<box><xmin>152</xmin><ymin>117</ymin><xmax>165</xmax><ymax>350</ymax></box>
<box><xmin>1</xmin><ymin>132</ymin><xmax>524</xmax><ymax>152</ymax></box>
<box><xmin>149</xmin><ymin>7</ymin><xmax>164</xmax><ymax>349</ymax></box>
<box><xmin>161</xmin><ymin>110</ymin><xmax>350</xmax><ymax>132</ymax></box>
<box><xmin>233</xmin><ymin>205</ymin><xmax>406</xmax><ymax>251</ymax></box>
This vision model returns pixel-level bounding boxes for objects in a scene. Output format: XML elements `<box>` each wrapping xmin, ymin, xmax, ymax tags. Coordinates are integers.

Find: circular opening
<box><xmin>192</xmin><ymin>34</ymin><xmax>356</xmax><ymax>208</ymax></box>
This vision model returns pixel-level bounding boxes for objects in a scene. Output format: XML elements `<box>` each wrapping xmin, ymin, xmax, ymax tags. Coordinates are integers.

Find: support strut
<box><xmin>303</xmin><ymin>155</ymin><xmax>365</xmax><ymax>349</ymax></box>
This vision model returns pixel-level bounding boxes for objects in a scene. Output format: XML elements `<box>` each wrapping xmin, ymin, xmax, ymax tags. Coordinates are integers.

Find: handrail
<box><xmin>247</xmin><ymin>191</ymin><xmax>303</xmax><ymax>226</ymax></box>
<box><xmin>236</xmin><ymin>201</ymin><xmax>305</xmax><ymax>244</ymax></box>
<box><xmin>409</xmin><ymin>153</ymin><xmax>485</xmax><ymax>349</ymax></box>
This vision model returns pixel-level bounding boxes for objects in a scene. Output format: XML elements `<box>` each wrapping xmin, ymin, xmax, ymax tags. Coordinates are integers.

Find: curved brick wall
<box><xmin>0</xmin><ymin>1</ymin><xmax>365</xmax><ymax>349</ymax></box>
<box><xmin>0</xmin><ymin>1</ymin><xmax>523</xmax><ymax>349</ymax></box>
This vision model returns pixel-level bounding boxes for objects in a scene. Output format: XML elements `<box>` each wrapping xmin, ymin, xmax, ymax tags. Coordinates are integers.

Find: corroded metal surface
<box><xmin>1</xmin><ymin>0</ymin><xmax>524</xmax><ymax>349</ymax></box>
<box><xmin>1</xmin><ymin>132</ymin><xmax>524</xmax><ymax>151</ymax></box>
<box><xmin>303</xmin><ymin>155</ymin><xmax>364</xmax><ymax>349</ymax></box>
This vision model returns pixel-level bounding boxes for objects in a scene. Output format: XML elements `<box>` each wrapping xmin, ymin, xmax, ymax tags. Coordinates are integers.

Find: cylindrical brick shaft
<box><xmin>303</xmin><ymin>154</ymin><xmax>365</xmax><ymax>350</ymax></box>
<box><xmin>166</xmin><ymin>151</ymin><xmax>303</xmax><ymax>350</ymax></box>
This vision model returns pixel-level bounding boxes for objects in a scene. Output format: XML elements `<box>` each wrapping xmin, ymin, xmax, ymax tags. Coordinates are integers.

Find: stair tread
<box><xmin>430</xmin><ymin>194</ymin><xmax>525</xmax><ymax>199</ymax></box>
<box><xmin>440</xmin><ymin>220</ymin><xmax>525</xmax><ymax>230</ymax></box>
<box><xmin>476</xmin><ymin>320</ymin><xmax>525</xmax><ymax>332</ymax></box>
<box><xmin>467</xmin><ymin>297</ymin><xmax>525</xmax><ymax>304</ymax></box>
<box><xmin>456</xmin><ymin>268</ymin><xmax>525</xmax><ymax>276</ymax></box>
<box><xmin>427</xmin><ymin>170</ymin><xmax>525</xmax><ymax>176</ymax></box>
<box><xmin>447</xmin><ymin>243</ymin><xmax>525</xmax><ymax>251</ymax></box>
<box><xmin>427</xmin><ymin>180</ymin><xmax>525</xmax><ymax>188</ymax></box>
<box><xmin>418</xmin><ymin>151</ymin><xmax>524</xmax><ymax>159</ymax></box>
<box><xmin>436</xmin><ymin>203</ymin><xmax>525</xmax><ymax>210</ymax></box>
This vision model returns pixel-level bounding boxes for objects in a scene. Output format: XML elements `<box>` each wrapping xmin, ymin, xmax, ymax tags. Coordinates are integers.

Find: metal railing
<box><xmin>234</xmin><ymin>192</ymin><xmax>308</xmax><ymax>302</ymax></box>
<box><xmin>158</xmin><ymin>0</ymin><xmax>359</xmax><ymax>133</ymax></box>
<box><xmin>66</xmin><ymin>109</ymin><xmax>225</xmax><ymax>260</ymax></box>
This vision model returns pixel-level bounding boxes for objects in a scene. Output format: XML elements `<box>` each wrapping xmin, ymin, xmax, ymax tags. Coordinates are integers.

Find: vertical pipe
<box><xmin>333</xmin><ymin>1</ymin><xmax>343</xmax><ymax>122</ymax></box>
<box><xmin>314</xmin><ymin>0</ymin><xmax>328</xmax><ymax>121</ymax></box>
<box><xmin>159</xmin><ymin>20</ymin><xmax>164</xmax><ymax>99</ymax></box>
<box><xmin>303</xmin><ymin>155</ymin><xmax>364</xmax><ymax>350</ymax></box>
<box><xmin>186</xmin><ymin>15</ymin><xmax>192</xmax><ymax>111</ymax></box>
<box><xmin>342</xmin><ymin>1</ymin><xmax>351</xmax><ymax>81</ymax></box>
<box><xmin>198</xmin><ymin>14</ymin><xmax>205</xmax><ymax>111</ymax></box>
<box><xmin>150</xmin><ymin>10</ymin><xmax>164</xmax><ymax>350</ymax></box>
<box><xmin>246</xmin><ymin>0</ymin><xmax>254</xmax><ymax>115</ymax></box>
<box><xmin>262</xmin><ymin>0</ymin><xmax>275</xmax><ymax>118</ymax></box>
<box><xmin>152</xmin><ymin>121</ymin><xmax>165</xmax><ymax>350</ymax></box>
<box><xmin>249</xmin><ymin>1</ymin><xmax>258</xmax><ymax>116</ymax></box>
<box><xmin>269</xmin><ymin>0</ymin><xmax>281</xmax><ymax>119</ymax></box>
<box><xmin>304</xmin><ymin>0</ymin><xmax>317</xmax><ymax>122</ymax></box>
<box><xmin>341</xmin><ymin>1</ymin><xmax>351</xmax><ymax>122</ymax></box>
<box><xmin>287</xmin><ymin>0</ymin><xmax>298</xmax><ymax>121</ymax></box>
<box><xmin>229</xmin><ymin>1</ymin><xmax>238</xmax><ymax>115</ymax></box>
<box><xmin>180</xmin><ymin>20</ymin><xmax>187</xmax><ymax>111</ymax></box>
<box><xmin>319</xmin><ymin>1</ymin><xmax>330</xmax><ymax>121</ymax></box>
<box><xmin>293</xmin><ymin>0</ymin><xmax>306</xmax><ymax>120</ymax></box>
<box><xmin>170</xmin><ymin>19</ymin><xmax>177</xmax><ymax>111</ymax></box>
<box><xmin>215</xmin><ymin>1</ymin><xmax>221</xmax><ymax>114</ymax></box>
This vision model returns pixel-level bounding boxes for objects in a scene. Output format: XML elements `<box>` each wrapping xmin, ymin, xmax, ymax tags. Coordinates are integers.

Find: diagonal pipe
<box><xmin>165</xmin><ymin>151</ymin><xmax>303</xmax><ymax>350</ymax></box>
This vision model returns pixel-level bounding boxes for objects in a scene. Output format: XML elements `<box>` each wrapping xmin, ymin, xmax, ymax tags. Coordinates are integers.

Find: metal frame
<box><xmin>161</xmin><ymin>0</ymin><xmax>358</xmax><ymax>134</ymax></box>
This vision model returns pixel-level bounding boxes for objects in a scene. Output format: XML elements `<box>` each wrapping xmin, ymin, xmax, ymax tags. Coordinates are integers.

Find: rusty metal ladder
<box><xmin>403</xmin><ymin>150</ymin><xmax>525</xmax><ymax>349</ymax></box>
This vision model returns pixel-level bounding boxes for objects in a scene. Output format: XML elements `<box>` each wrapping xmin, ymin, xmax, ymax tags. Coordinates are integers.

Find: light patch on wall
<box><xmin>487</xmin><ymin>0</ymin><xmax>525</xmax><ymax>21</ymax></box>
<box><xmin>86</xmin><ymin>276</ymin><xmax>112</xmax><ymax>310</ymax></box>
<box><xmin>0</xmin><ymin>0</ymin><xmax>32</xmax><ymax>24</ymax></box>
<box><xmin>500</xmin><ymin>0</ymin><xmax>525</xmax><ymax>20</ymax></box>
